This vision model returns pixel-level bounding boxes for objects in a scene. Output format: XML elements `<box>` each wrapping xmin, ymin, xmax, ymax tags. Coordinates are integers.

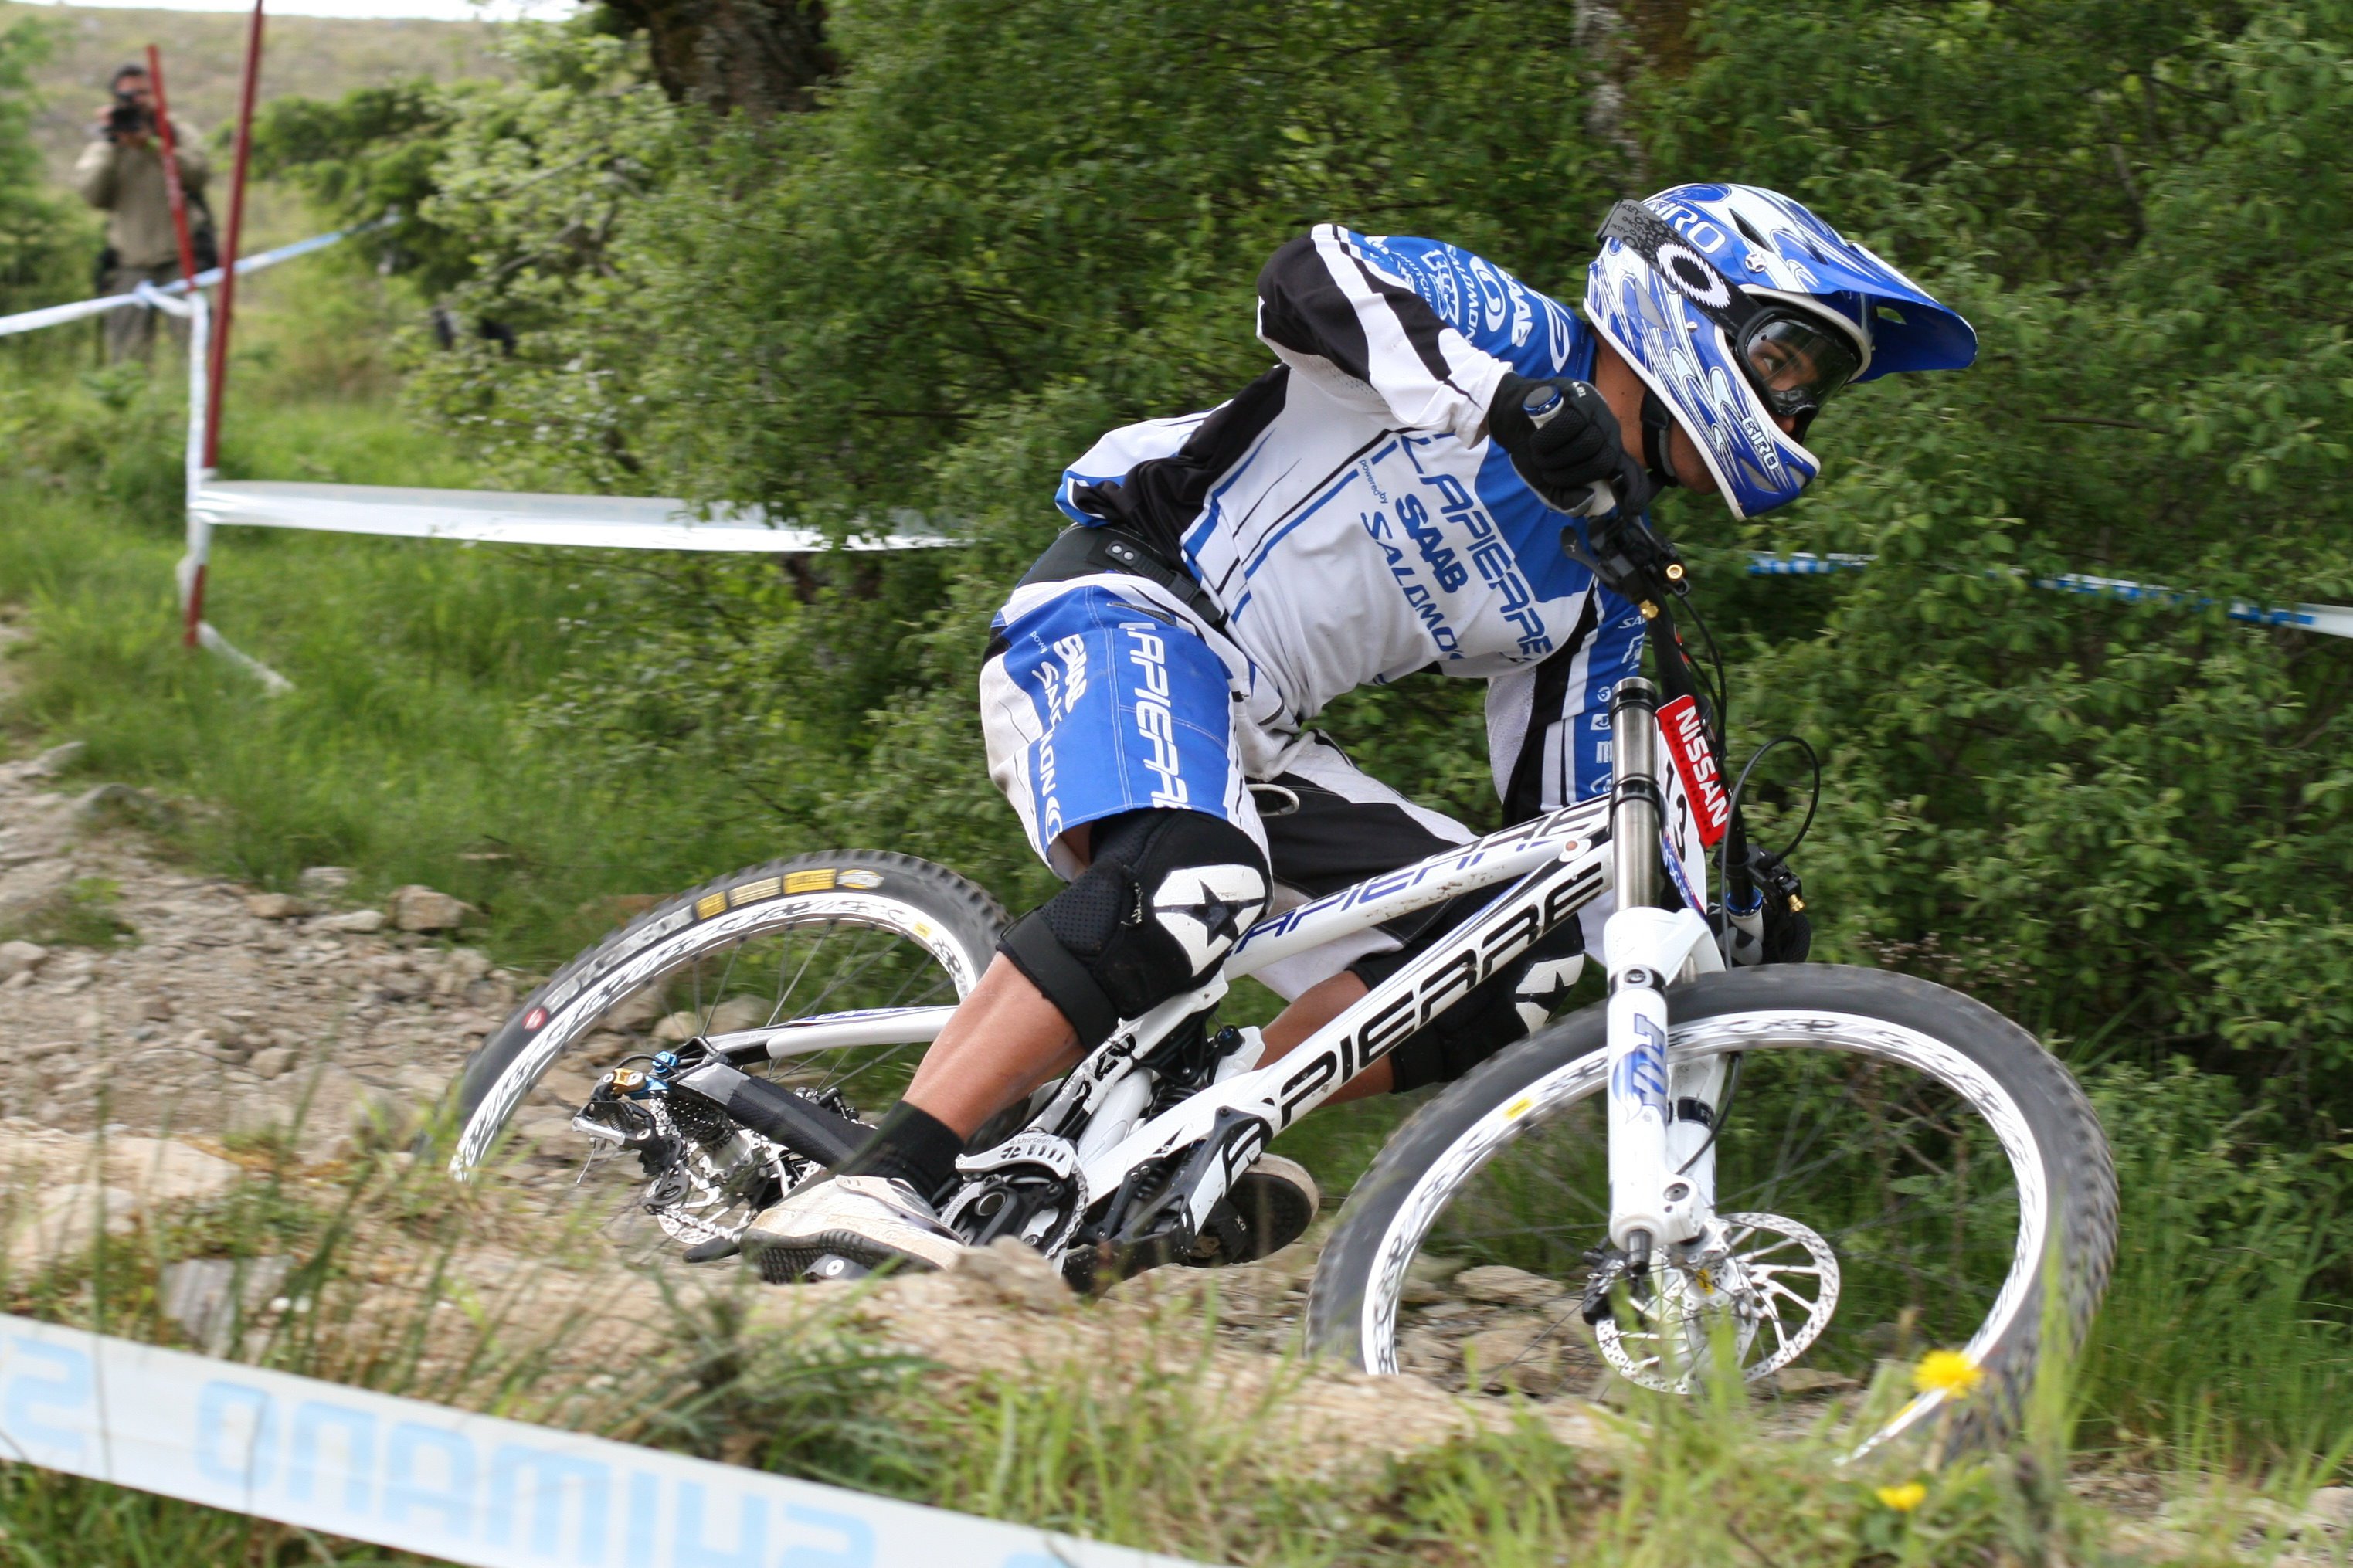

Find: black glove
<box><xmin>1487</xmin><ymin>372</ymin><xmax>1648</xmax><ymax>514</ymax></box>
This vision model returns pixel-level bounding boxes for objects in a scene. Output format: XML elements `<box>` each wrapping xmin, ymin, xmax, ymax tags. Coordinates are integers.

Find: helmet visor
<box><xmin>1738</xmin><ymin>312</ymin><xmax>1862</xmax><ymax>423</ymax></box>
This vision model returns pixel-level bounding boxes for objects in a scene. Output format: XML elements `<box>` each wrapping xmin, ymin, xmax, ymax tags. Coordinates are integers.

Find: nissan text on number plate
<box><xmin>447</xmin><ymin>523</ymin><xmax>2116</xmax><ymax>1458</ymax></box>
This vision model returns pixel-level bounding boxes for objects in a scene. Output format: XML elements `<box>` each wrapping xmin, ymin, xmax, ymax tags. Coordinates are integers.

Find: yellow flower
<box><xmin>1876</xmin><ymin>1481</ymin><xmax>1928</xmax><ymax>1513</ymax></box>
<box><xmin>1912</xmin><ymin>1349</ymin><xmax>1984</xmax><ymax>1397</ymax></box>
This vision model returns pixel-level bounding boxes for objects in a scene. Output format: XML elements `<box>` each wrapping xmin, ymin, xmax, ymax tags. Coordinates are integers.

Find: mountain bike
<box><xmin>444</xmin><ymin>511</ymin><xmax>2115</xmax><ymax>1454</ymax></box>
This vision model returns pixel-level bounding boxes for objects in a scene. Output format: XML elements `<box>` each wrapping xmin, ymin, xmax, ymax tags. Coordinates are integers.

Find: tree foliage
<box><xmin>0</xmin><ymin>17</ymin><xmax>79</xmax><ymax>314</ymax></box>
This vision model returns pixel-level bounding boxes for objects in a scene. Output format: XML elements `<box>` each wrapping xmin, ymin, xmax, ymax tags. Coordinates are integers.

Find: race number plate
<box><xmin>1657</xmin><ymin>694</ymin><xmax>1727</xmax><ymax>877</ymax></box>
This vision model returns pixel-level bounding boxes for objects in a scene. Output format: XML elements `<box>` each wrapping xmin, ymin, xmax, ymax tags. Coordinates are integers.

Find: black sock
<box><xmin>833</xmin><ymin>1101</ymin><xmax>964</xmax><ymax>1202</ymax></box>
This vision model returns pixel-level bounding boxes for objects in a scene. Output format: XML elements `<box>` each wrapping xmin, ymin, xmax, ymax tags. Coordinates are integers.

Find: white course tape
<box><xmin>1747</xmin><ymin>552</ymin><xmax>2353</xmax><ymax>640</ymax></box>
<box><xmin>0</xmin><ymin>1311</ymin><xmax>1210</xmax><ymax>1568</ymax></box>
<box><xmin>0</xmin><ymin>219</ymin><xmax>385</xmax><ymax>340</ymax></box>
<box><xmin>193</xmin><ymin>482</ymin><xmax>955</xmax><ymax>555</ymax></box>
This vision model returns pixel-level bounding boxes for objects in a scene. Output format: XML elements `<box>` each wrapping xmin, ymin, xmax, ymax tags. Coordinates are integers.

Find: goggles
<box><xmin>1596</xmin><ymin>201</ymin><xmax>1866</xmax><ymax>432</ymax></box>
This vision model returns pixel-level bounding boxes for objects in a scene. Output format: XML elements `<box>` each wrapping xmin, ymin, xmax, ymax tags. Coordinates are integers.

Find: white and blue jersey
<box><xmin>980</xmin><ymin>226</ymin><xmax>1645</xmax><ymax>986</ymax></box>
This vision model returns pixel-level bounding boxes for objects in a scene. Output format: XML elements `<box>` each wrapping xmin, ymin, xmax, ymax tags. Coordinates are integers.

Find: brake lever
<box><xmin>1562</xmin><ymin>510</ymin><xmax>1689</xmax><ymax>613</ymax></box>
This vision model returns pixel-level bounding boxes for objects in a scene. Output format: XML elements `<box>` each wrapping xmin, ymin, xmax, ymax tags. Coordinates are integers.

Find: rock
<box><xmin>322</xmin><ymin>909</ymin><xmax>387</xmax><ymax>935</ymax></box>
<box><xmin>515</xmin><ymin>1113</ymin><xmax>580</xmax><ymax>1152</ymax></box>
<box><xmin>247</xmin><ymin>1046</ymin><xmax>294</xmax><ymax>1081</ymax></box>
<box><xmin>25</xmin><ymin>741</ymin><xmax>86</xmax><ymax>778</ymax></box>
<box><xmin>243</xmin><ymin>893</ymin><xmax>308</xmax><ymax>920</ymax></box>
<box><xmin>601</xmin><ymin>990</ymin><xmax>667</xmax><ymax>1033</ymax></box>
<box><xmin>1402</xmin><ymin>1255</ymin><xmax>1469</xmax><ymax>1305</ymax></box>
<box><xmin>1457</xmin><ymin>1264</ymin><xmax>1570</xmax><ymax>1308</ymax></box>
<box><xmin>290</xmin><ymin>1066</ymin><xmax>364</xmax><ymax>1162</ymax></box>
<box><xmin>389</xmin><ymin>885</ymin><xmax>480</xmax><ymax>932</ymax></box>
<box><xmin>2301</xmin><ymin>1487</ymin><xmax>2353</xmax><ymax>1532</ymax></box>
<box><xmin>1767</xmin><ymin>1366</ymin><xmax>1858</xmax><ymax>1397</ymax></box>
<box><xmin>0</xmin><ymin>939</ymin><xmax>46</xmax><ymax>980</ymax></box>
<box><xmin>8</xmin><ymin>1183</ymin><xmax>140</xmax><ymax>1263</ymax></box>
<box><xmin>952</xmin><ymin>1237</ymin><xmax>1071</xmax><ymax>1312</ymax></box>
<box><xmin>706</xmin><ymin>995</ymin><xmax>772</xmax><ymax>1035</ymax></box>
<box><xmin>652</xmin><ymin>1010</ymin><xmax>703</xmax><ymax>1044</ymax></box>
<box><xmin>443</xmin><ymin>947</ymin><xmax>492</xmax><ymax>982</ymax></box>
<box><xmin>0</xmin><ymin>1130</ymin><xmax>245</xmax><ymax>1263</ymax></box>
<box><xmin>73</xmin><ymin>782</ymin><xmax>176</xmax><ymax>829</ymax></box>
<box><xmin>1461</xmin><ymin>1310</ymin><xmax>1583</xmax><ymax>1395</ymax></box>
<box><xmin>392</xmin><ymin>1064</ymin><xmax>446</xmax><ymax>1098</ymax></box>
<box><xmin>139</xmin><ymin>994</ymin><xmax>175</xmax><ymax>1022</ymax></box>
<box><xmin>159</xmin><ymin>1256</ymin><xmax>293</xmax><ymax>1355</ymax></box>
<box><xmin>0</xmin><ymin>857</ymin><xmax>73</xmax><ymax>926</ymax></box>
<box><xmin>297</xmin><ymin>867</ymin><xmax>354</xmax><ymax>898</ymax></box>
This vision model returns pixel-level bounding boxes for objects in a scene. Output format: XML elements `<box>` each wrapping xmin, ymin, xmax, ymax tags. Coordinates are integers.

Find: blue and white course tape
<box><xmin>1747</xmin><ymin>552</ymin><xmax>2353</xmax><ymax>640</ymax></box>
<box><xmin>0</xmin><ymin>1311</ymin><xmax>1210</xmax><ymax>1568</ymax></box>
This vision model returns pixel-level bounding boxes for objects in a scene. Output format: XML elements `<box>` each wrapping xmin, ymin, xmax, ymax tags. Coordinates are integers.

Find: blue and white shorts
<box><xmin>980</xmin><ymin>575</ymin><xmax>1502</xmax><ymax>997</ymax></box>
<box><xmin>980</xmin><ymin>579</ymin><xmax>1258</xmax><ymax>874</ymax></box>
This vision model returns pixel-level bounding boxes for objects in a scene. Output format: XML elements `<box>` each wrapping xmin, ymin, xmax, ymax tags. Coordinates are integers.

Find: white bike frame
<box><xmin>710</xmin><ymin>677</ymin><xmax>1728</xmax><ymax>1268</ymax></box>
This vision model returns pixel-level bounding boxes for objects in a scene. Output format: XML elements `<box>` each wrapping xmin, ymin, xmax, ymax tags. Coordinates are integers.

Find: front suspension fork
<box><xmin>1603</xmin><ymin>678</ymin><xmax>1726</xmax><ymax>1268</ymax></box>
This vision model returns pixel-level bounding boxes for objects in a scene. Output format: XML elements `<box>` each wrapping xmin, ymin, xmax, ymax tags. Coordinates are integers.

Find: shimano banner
<box><xmin>0</xmin><ymin>1312</ymin><xmax>1208</xmax><ymax>1568</ymax></box>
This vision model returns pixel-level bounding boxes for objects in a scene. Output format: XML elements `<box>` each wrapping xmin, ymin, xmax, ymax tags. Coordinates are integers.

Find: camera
<box><xmin>105</xmin><ymin>90</ymin><xmax>151</xmax><ymax>141</ymax></box>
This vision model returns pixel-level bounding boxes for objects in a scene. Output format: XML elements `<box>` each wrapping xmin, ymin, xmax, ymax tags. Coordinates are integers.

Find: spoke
<box><xmin>705</xmin><ymin>938</ymin><xmax>748</xmax><ymax>1027</ymax></box>
<box><xmin>800</xmin><ymin>933</ymin><xmax>905</xmax><ymax>1017</ymax></box>
<box><xmin>777</xmin><ymin>921</ymin><xmax>831</xmax><ymax>1010</ymax></box>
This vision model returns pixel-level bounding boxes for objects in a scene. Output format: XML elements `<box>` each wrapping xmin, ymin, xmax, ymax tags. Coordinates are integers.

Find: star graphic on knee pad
<box><xmin>1171</xmin><ymin>892</ymin><xmax>1251</xmax><ymax>946</ymax></box>
<box><xmin>1152</xmin><ymin>864</ymin><xmax>1268</xmax><ymax>972</ymax></box>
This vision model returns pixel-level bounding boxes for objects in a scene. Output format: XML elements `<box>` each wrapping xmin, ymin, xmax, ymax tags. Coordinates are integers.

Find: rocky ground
<box><xmin>0</xmin><ymin>740</ymin><xmax>517</xmax><ymax>1160</ymax></box>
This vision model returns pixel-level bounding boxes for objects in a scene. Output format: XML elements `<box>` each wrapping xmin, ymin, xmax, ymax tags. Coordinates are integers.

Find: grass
<box><xmin>0</xmin><ymin>247</ymin><xmax>813</xmax><ymax>976</ymax></box>
<box><xmin>0</xmin><ymin>1139</ymin><xmax>2332</xmax><ymax>1568</ymax></box>
<box><xmin>1</xmin><ymin>873</ymin><xmax>136</xmax><ymax>947</ymax></box>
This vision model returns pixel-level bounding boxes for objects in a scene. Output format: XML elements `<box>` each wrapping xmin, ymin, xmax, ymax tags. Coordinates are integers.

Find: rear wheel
<box><xmin>1305</xmin><ymin>965</ymin><xmax>2116</xmax><ymax>1453</ymax></box>
<box><xmin>446</xmin><ymin>852</ymin><xmax>1004</xmax><ymax>1245</ymax></box>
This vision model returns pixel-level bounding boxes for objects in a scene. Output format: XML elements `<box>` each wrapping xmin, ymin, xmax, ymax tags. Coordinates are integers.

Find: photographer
<box><xmin>72</xmin><ymin>63</ymin><xmax>210</xmax><ymax>364</ymax></box>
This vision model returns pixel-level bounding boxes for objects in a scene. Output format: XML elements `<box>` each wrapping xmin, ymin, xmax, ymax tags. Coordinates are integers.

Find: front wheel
<box><xmin>1305</xmin><ymin>965</ymin><xmax>2116</xmax><ymax>1454</ymax></box>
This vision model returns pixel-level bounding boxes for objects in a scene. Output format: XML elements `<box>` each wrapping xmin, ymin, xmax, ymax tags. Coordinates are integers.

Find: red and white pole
<box><xmin>144</xmin><ymin>45</ymin><xmax>199</xmax><ymax>290</ymax></box>
<box><xmin>193</xmin><ymin>0</ymin><xmax>263</xmax><ymax>648</ymax></box>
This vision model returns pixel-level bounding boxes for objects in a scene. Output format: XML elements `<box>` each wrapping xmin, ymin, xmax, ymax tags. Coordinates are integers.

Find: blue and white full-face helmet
<box><xmin>1584</xmin><ymin>183</ymin><xmax>1978</xmax><ymax>519</ymax></box>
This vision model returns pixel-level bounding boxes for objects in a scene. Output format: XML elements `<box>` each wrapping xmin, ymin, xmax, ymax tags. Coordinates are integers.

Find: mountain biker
<box><xmin>743</xmin><ymin>183</ymin><xmax>1978</xmax><ymax>1276</ymax></box>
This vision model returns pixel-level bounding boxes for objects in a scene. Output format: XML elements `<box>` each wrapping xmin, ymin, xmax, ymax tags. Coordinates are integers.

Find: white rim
<box><xmin>1356</xmin><ymin>1008</ymin><xmax>2050</xmax><ymax>1451</ymax></box>
<box><xmin>451</xmin><ymin>890</ymin><xmax>986</xmax><ymax>1175</ymax></box>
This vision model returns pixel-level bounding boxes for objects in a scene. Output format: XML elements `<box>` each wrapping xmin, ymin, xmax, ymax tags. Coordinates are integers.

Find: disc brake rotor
<box><xmin>1594</xmin><ymin>1211</ymin><xmax>1841</xmax><ymax>1392</ymax></box>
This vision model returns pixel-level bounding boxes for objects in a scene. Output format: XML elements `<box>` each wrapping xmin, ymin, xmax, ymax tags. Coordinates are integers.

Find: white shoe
<box><xmin>742</xmin><ymin>1174</ymin><xmax>966</xmax><ymax>1281</ymax></box>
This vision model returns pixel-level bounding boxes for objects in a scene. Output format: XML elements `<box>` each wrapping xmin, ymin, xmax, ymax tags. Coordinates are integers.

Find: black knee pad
<box><xmin>999</xmin><ymin>810</ymin><xmax>1270</xmax><ymax>1048</ymax></box>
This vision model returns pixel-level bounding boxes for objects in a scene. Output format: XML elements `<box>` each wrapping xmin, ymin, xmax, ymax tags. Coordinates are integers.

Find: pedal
<box><xmin>1187</xmin><ymin>1153</ymin><xmax>1319</xmax><ymax>1266</ymax></box>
